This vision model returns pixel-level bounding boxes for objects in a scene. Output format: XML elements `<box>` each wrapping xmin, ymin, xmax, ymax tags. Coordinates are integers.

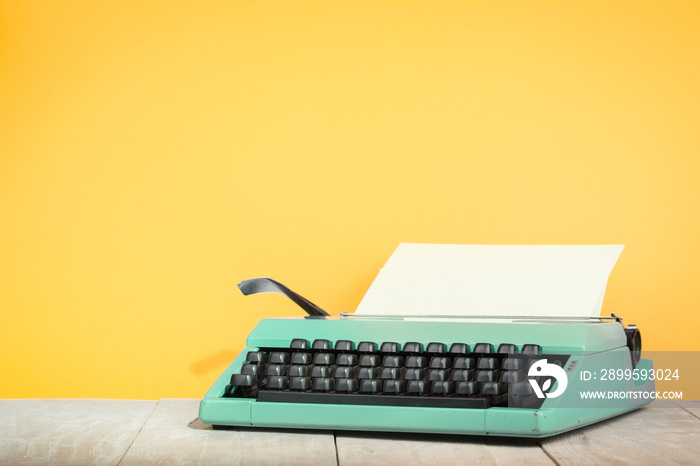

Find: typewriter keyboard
<box><xmin>225</xmin><ymin>339</ymin><xmax>568</xmax><ymax>409</ymax></box>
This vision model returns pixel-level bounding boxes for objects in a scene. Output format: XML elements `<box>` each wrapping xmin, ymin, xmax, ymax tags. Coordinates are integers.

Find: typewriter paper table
<box><xmin>1</xmin><ymin>399</ymin><xmax>698</xmax><ymax>465</ymax></box>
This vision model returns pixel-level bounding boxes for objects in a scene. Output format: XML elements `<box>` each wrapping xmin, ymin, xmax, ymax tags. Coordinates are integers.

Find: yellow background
<box><xmin>1</xmin><ymin>1</ymin><xmax>699</xmax><ymax>399</ymax></box>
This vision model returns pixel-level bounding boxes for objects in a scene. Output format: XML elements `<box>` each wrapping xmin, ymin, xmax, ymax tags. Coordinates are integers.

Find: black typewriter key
<box><xmin>404</xmin><ymin>368</ymin><xmax>426</xmax><ymax>380</ymax></box>
<box><xmin>310</xmin><ymin>365</ymin><xmax>330</xmax><ymax>378</ymax></box>
<box><xmin>431</xmin><ymin>381</ymin><xmax>454</xmax><ymax>395</ymax></box>
<box><xmin>231</xmin><ymin>373</ymin><xmax>258</xmax><ymax>387</ymax></box>
<box><xmin>288</xmin><ymin>365</ymin><xmax>310</xmax><ymax>377</ymax></box>
<box><xmin>406</xmin><ymin>380</ymin><xmax>430</xmax><ymax>395</ymax></box>
<box><xmin>453</xmin><ymin>357</ymin><xmax>475</xmax><ymax>369</ymax></box>
<box><xmin>455</xmin><ymin>381</ymin><xmax>479</xmax><ymax>396</ymax></box>
<box><xmin>335</xmin><ymin>378</ymin><xmax>359</xmax><ymax>393</ymax></box>
<box><xmin>451</xmin><ymin>369</ymin><xmax>474</xmax><ymax>382</ymax></box>
<box><xmin>405</xmin><ymin>356</ymin><xmax>427</xmax><ymax>368</ymax></box>
<box><xmin>497</xmin><ymin>343</ymin><xmax>518</xmax><ymax>354</ymax></box>
<box><xmin>428</xmin><ymin>369</ymin><xmax>449</xmax><ymax>381</ymax></box>
<box><xmin>359</xmin><ymin>354</ymin><xmax>380</xmax><ymax>367</ymax></box>
<box><xmin>476</xmin><ymin>370</ymin><xmax>497</xmax><ymax>383</ymax></box>
<box><xmin>429</xmin><ymin>356</ymin><xmax>452</xmax><ymax>369</ymax></box>
<box><xmin>511</xmin><ymin>382</ymin><xmax>535</xmax><ymax>395</ymax></box>
<box><xmin>383</xmin><ymin>380</ymin><xmax>406</xmax><ymax>394</ymax></box>
<box><xmin>449</xmin><ymin>343</ymin><xmax>470</xmax><ymax>355</ymax></box>
<box><xmin>501</xmin><ymin>371</ymin><xmax>522</xmax><ymax>383</ymax></box>
<box><xmin>477</xmin><ymin>357</ymin><xmax>499</xmax><ymax>370</ymax></box>
<box><xmin>358</xmin><ymin>341</ymin><xmax>378</xmax><ymax>353</ymax></box>
<box><xmin>290</xmin><ymin>338</ymin><xmax>310</xmax><ymax>350</ymax></box>
<box><xmin>426</xmin><ymin>342</ymin><xmax>447</xmax><ymax>353</ymax></box>
<box><xmin>380</xmin><ymin>342</ymin><xmax>401</xmax><ymax>353</ymax></box>
<box><xmin>245</xmin><ymin>351</ymin><xmax>267</xmax><ymax>364</ymax></box>
<box><xmin>313</xmin><ymin>353</ymin><xmax>335</xmax><ymax>365</ymax></box>
<box><xmin>312</xmin><ymin>377</ymin><xmax>335</xmax><ymax>392</ymax></box>
<box><xmin>241</xmin><ymin>364</ymin><xmax>264</xmax><ymax>378</ymax></box>
<box><xmin>359</xmin><ymin>379</ymin><xmax>381</xmax><ymax>394</ymax></box>
<box><xmin>265</xmin><ymin>364</ymin><xmax>287</xmax><ymax>377</ymax></box>
<box><xmin>358</xmin><ymin>367</ymin><xmax>378</xmax><ymax>379</ymax></box>
<box><xmin>291</xmin><ymin>352</ymin><xmax>312</xmax><ymax>365</ymax></box>
<box><xmin>481</xmin><ymin>382</ymin><xmax>502</xmax><ymax>396</ymax></box>
<box><xmin>336</xmin><ymin>353</ymin><xmax>358</xmax><ymax>366</ymax></box>
<box><xmin>312</xmin><ymin>339</ymin><xmax>331</xmax><ymax>350</ymax></box>
<box><xmin>269</xmin><ymin>352</ymin><xmax>290</xmax><ymax>365</ymax></box>
<box><xmin>403</xmin><ymin>342</ymin><xmax>424</xmax><ymax>353</ymax></box>
<box><xmin>335</xmin><ymin>340</ymin><xmax>355</xmax><ymax>351</ymax></box>
<box><xmin>289</xmin><ymin>376</ymin><xmax>311</xmax><ymax>391</ymax></box>
<box><xmin>522</xmin><ymin>344</ymin><xmax>542</xmax><ymax>355</ymax></box>
<box><xmin>474</xmin><ymin>343</ymin><xmax>494</xmax><ymax>353</ymax></box>
<box><xmin>380</xmin><ymin>367</ymin><xmax>400</xmax><ymax>379</ymax></box>
<box><xmin>266</xmin><ymin>376</ymin><xmax>288</xmax><ymax>390</ymax></box>
<box><xmin>382</xmin><ymin>355</ymin><xmax>404</xmax><ymax>368</ymax></box>
<box><xmin>333</xmin><ymin>366</ymin><xmax>356</xmax><ymax>379</ymax></box>
<box><xmin>502</xmin><ymin>358</ymin><xmax>524</xmax><ymax>371</ymax></box>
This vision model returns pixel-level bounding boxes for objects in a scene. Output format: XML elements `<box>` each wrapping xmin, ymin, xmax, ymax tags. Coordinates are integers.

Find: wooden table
<box><xmin>1</xmin><ymin>399</ymin><xmax>699</xmax><ymax>465</ymax></box>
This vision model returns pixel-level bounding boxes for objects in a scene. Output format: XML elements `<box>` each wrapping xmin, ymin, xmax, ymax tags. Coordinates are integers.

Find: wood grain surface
<box><xmin>335</xmin><ymin>430</ymin><xmax>554</xmax><ymax>465</ymax></box>
<box><xmin>1</xmin><ymin>399</ymin><xmax>699</xmax><ymax>465</ymax></box>
<box><xmin>0</xmin><ymin>399</ymin><xmax>156</xmax><ymax>465</ymax></box>
<box><xmin>119</xmin><ymin>399</ymin><xmax>337</xmax><ymax>466</ymax></box>
<box><xmin>677</xmin><ymin>400</ymin><xmax>700</xmax><ymax>420</ymax></box>
<box><xmin>539</xmin><ymin>404</ymin><xmax>700</xmax><ymax>465</ymax></box>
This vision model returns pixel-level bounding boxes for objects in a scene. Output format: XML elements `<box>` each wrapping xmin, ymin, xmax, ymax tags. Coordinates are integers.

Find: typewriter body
<box><xmin>200</xmin><ymin>244</ymin><xmax>655</xmax><ymax>437</ymax></box>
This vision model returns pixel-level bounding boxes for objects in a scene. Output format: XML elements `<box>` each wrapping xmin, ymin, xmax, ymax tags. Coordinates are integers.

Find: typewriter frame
<box><xmin>200</xmin><ymin>314</ymin><xmax>654</xmax><ymax>438</ymax></box>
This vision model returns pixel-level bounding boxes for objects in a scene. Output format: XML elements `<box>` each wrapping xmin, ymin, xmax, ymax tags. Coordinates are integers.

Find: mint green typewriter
<box><xmin>200</xmin><ymin>244</ymin><xmax>655</xmax><ymax>437</ymax></box>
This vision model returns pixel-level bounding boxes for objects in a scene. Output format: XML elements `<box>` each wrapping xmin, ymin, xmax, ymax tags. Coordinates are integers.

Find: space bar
<box><xmin>257</xmin><ymin>391</ymin><xmax>490</xmax><ymax>409</ymax></box>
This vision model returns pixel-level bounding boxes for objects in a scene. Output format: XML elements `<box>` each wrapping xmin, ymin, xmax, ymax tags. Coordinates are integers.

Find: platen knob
<box><xmin>625</xmin><ymin>325</ymin><xmax>642</xmax><ymax>368</ymax></box>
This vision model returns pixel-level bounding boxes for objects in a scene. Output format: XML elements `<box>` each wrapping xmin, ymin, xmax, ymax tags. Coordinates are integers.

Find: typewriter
<box><xmin>200</xmin><ymin>244</ymin><xmax>655</xmax><ymax>437</ymax></box>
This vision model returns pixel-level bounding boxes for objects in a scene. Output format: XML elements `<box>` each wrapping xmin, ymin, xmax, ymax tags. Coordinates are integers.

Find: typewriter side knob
<box><xmin>624</xmin><ymin>325</ymin><xmax>642</xmax><ymax>368</ymax></box>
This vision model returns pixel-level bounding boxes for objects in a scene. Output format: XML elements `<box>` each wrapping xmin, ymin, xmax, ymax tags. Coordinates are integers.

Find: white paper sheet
<box><xmin>354</xmin><ymin>244</ymin><xmax>624</xmax><ymax>318</ymax></box>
